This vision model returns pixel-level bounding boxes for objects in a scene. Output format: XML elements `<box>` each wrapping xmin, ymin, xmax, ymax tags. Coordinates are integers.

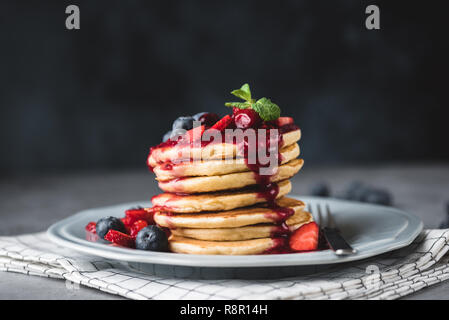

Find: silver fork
<box><xmin>307</xmin><ymin>203</ymin><xmax>357</xmax><ymax>256</ymax></box>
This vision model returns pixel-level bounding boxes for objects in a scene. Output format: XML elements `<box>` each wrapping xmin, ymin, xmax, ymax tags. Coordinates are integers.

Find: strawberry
<box><xmin>130</xmin><ymin>219</ymin><xmax>148</xmax><ymax>238</ymax></box>
<box><xmin>289</xmin><ymin>222</ymin><xmax>319</xmax><ymax>252</ymax></box>
<box><xmin>104</xmin><ymin>230</ymin><xmax>135</xmax><ymax>248</ymax></box>
<box><xmin>120</xmin><ymin>217</ymin><xmax>132</xmax><ymax>234</ymax></box>
<box><xmin>125</xmin><ymin>207</ymin><xmax>155</xmax><ymax>225</ymax></box>
<box><xmin>85</xmin><ymin>222</ymin><xmax>99</xmax><ymax>242</ymax></box>
<box><xmin>209</xmin><ymin>115</ymin><xmax>232</xmax><ymax>131</ymax></box>
<box><xmin>275</xmin><ymin>117</ymin><xmax>294</xmax><ymax>127</ymax></box>
<box><xmin>121</xmin><ymin>216</ymin><xmax>132</xmax><ymax>226</ymax></box>
<box><xmin>85</xmin><ymin>222</ymin><xmax>97</xmax><ymax>234</ymax></box>
<box><xmin>185</xmin><ymin>125</ymin><xmax>205</xmax><ymax>142</ymax></box>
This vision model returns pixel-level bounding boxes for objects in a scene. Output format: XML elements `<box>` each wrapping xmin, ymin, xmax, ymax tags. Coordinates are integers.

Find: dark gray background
<box><xmin>1</xmin><ymin>1</ymin><xmax>449</xmax><ymax>300</ymax></box>
<box><xmin>1</xmin><ymin>0</ymin><xmax>448</xmax><ymax>175</ymax></box>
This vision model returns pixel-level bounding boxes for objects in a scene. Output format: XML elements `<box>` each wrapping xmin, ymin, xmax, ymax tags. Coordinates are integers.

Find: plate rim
<box><xmin>46</xmin><ymin>196</ymin><xmax>423</xmax><ymax>267</ymax></box>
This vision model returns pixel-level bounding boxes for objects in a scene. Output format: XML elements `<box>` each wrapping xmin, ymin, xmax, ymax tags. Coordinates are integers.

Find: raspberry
<box><xmin>233</xmin><ymin>109</ymin><xmax>261</xmax><ymax>129</ymax></box>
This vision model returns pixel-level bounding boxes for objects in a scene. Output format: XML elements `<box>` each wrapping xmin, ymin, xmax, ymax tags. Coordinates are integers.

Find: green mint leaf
<box><xmin>225</xmin><ymin>84</ymin><xmax>282</xmax><ymax>121</ymax></box>
<box><xmin>224</xmin><ymin>101</ymin><xmax>251</xmax><ymax>109</ymax></box>
<box><xmin>253</xmin><ymin>97</ymin><xmax>281</xmax><ymax>121</ymax></box>
<box><xmin>230</xmin><ymin>83</ymin><xmax>252</xmax><ymax>102</ymax></box>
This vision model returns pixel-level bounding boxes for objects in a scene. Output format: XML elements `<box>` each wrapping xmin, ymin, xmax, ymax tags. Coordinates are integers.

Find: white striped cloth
<box><xmin>1</xmin><ymin>229</ymin><xmax>449</xmax><ymax>300</ymax></box>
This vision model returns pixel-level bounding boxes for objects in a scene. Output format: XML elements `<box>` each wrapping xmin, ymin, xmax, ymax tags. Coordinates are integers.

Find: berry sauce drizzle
<box><xmin>147</xmin><ymin>123</ymin><xmax>298</xmax><ymax>172</ymax></box>
<box><xmin>232</xmin><ymin>123</ymin><xmax>298</xmax><ymax>254</ymax></box>
<box><xmin>148</xmin><ymin>121</ymin><xmax>302</xmax><ymax>254</ymax></box>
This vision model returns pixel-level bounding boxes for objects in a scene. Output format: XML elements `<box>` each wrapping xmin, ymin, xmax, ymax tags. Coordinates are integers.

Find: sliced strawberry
<box><xmin>121</xmin><ymin>216</ymin><xmax>132</xmax><ymax>226</ymax></box>
<box><xmin>125</xmin><ymin>207</ymin><xmax>155</xmax><ymax>225</ymax></box>
<box><xmin>120</xmin><ymin>217</ymin><xmax>132</xmax><ymax>234</ymax></box>
<box><xmin>85</xmin><ymin>222</ymin><xmax>97</xmax><ymax>234</ymax></box>
<box><xmin>289</xmin><ymin>222</ymin><xmax>319</xmax><ymax>252</ymax></box>
<box><xmin>130</xmin><ymin>219</ymin><xmax>148</xmax><ymax>238</ymax></box>
<box><xmin>85</xmin><ymin>222</ymin><xmax>99</xmax><ymax>241</ymax></box>
<box><xmin>104</xmin><ymin>230</ymin><xmax>135</xmax><ymax>248</ymax></box>
<box><xmin>275</xmin><ymin>117</ymin><xmax>294</xmax><ymax>127</ymax></box>
<box><xmin>209</xmin><ymin>115</ymin><xmax>232</xmax><ymax>131</ymax></box>
<box><xmin>185</xmin><ymin>125</ymin><xmax>205</xmax><ymax>142</ymax></box>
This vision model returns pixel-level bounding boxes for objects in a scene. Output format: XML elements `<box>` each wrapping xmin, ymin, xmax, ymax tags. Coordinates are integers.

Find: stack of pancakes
<box><xmin>148</xmin><ymin>127</ymin><xmax>312</xmax><ymax>254</ymax></box>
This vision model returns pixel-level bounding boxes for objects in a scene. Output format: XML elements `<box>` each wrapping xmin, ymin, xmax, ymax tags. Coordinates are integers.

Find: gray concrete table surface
<box><xmin>1</xmin><ymin>163</ymin><xmax>448</xmax><ymax>299</ymax></box>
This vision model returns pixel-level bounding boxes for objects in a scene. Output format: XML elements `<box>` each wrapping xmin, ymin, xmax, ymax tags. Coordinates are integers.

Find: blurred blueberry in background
<box><xmin>362</xmin><ymin>188</ymin><xmax>392</xmax><ymax>206</ymax></box>
<box><xmin>339</xmin><ymin>181</ymin><xmax>367</xmax><ymax>202</ymax></box>
<box><xmin>309</xmin><ymin>182</ymin><xmax>330</xmax><ymax>197</ymax></box>
<box><xmin>337</xmin><ymin>181</ymin><xmax>393</xmax><ymax>206</ymax></box>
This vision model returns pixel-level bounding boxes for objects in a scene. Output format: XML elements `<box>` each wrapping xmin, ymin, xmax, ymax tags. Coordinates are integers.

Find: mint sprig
<box><xmin>253</xmin><ymin>98</ymin><xmax>281</xmax><ymax>121</ymax></box>
<box><xmin>225</xmin><ymin>83</ymin><xmax>281</xmax><ymax>121</ymax></box>
<box><xmin>224</xmin><ymin>101</ymin><xmax>251</xmax><ymax>109</ymax></box>
<box><xmin>230</xmin><ymin>83</ymin><xmax>253</xmax><ymax>102</ymax></box>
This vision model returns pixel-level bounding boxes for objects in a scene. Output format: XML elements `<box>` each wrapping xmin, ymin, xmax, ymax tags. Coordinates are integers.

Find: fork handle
<box><xmin>322</xmin><ymin>227</ymin><xmax>357</xmax><ymax>256</ymax></box>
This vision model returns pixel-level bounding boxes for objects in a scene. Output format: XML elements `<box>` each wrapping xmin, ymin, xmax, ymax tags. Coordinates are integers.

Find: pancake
<box><xmin>170</xmin><ymin>218</ymin><xmax>312</xmax><ymax>241</ymax></box>
<box><xmin>148</xmin><ymin>129</ymin><xmax>301</xmax><ymax>168</ymax></box>
<box><xmin>154</xmin><ymin>197</ymin><xmax>308</xmax><ymax>228</ymax></box>
<box><xmin>168</xmin><ymin>235</ymin><xmax>283</xmax><ymax>255</ymax></box>
<box><xmin>153</xmin><ymin>143</ymin><xmax>300</xmax><ymax>181</ymax></box>
<box><xmin>158</xmin><ymin>159</ymin><xmax>303</xmax><ymax>193</ymax></box>
<box><xmin>151</xmin><ymin>180</ymin><xmax>292</xmax><ymax>213</ymax></box>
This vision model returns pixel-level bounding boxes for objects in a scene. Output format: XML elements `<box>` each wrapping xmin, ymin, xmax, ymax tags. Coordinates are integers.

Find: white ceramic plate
<box><xmin>47</xmin><ymin>196</ymin><xmax>423</xmax><ymax>268</ymax></box>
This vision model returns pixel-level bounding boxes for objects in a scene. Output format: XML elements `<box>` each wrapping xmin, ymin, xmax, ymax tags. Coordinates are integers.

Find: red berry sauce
<box><xmin>233</xmin><ymin>121</ymin><xmax>298</xmax><ymax>253</ymax></box>
<box><xmin>148</xmin><ymin>113</ymin><xmax>305</xmax><ymax>254</ymax></box>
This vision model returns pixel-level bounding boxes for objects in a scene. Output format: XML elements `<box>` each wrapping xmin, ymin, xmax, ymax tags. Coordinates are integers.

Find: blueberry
<box><xmin>96</xmin><ymin>216</ymin><xmax>126</xmax><ymax>239</ymax></box>
<box><xmin>339</xmin><ymin>182</ymin><xmax>393</xmax><ymax>205</ymax></box>
<box><xmin>363</xmin><ymin>189</ymin><xmax>393</xmax><ymax>206</ymax></box>
<box><xmin>162</xmin><ymin>131</ymin><xmax>172</xmax><ymax>142</ymax></box>
<box><xmin>172</xmin><ymin>116</ymin><xmax>194</xmax><ymax>131</ymax></box>
<box><xmin>135</xmin><ymin>225</ymin><xmax>169</xmax><ymax>252</ymax></box>
<box><xmin>341</xmin><ymin>181</ymin><xmax>367</xmax><ymax>201</ymax></box>
<box><xmin>309</xmin><ymin>182</ymin><xmax>330</xmax><ymax>197</ymax></box>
